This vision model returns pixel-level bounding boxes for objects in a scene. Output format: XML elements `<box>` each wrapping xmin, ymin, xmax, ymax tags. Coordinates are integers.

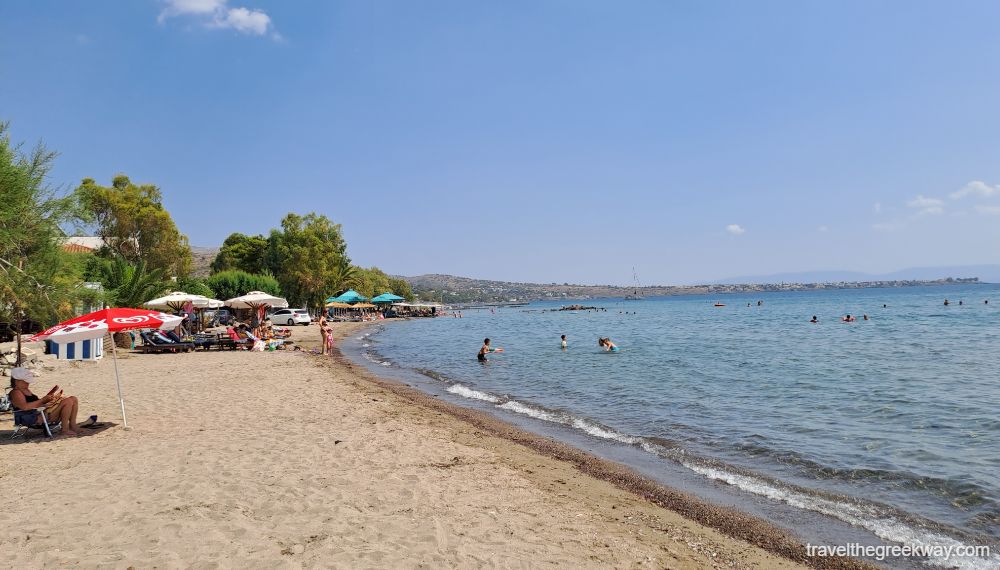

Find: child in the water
<box><xmin>477</xmin><ymin>338</ymin><xmax>503</xmax><ymax>361</ymax></box>
<box><xmin>598</xmin><ymin>337</ymin><xmax>619</xmax><ymax>352</ymax></box>
<box><xmin>560</xmin><ymin>334</ymin><xmax>567</xmax><ymax>349</ymax></box>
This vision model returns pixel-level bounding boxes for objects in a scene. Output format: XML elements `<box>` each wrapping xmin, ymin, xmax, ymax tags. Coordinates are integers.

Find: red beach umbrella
<box><xmin>30</xmin><ymin>308</ymin><xmax>184</xmax><ymax>428</ymax></box>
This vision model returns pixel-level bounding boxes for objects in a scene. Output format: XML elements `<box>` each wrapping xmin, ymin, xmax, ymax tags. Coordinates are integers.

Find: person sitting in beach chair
<box><xmin>7</xmin><ymin>367</ymin><xmax>79</xmax><ymax>437</ymax></box>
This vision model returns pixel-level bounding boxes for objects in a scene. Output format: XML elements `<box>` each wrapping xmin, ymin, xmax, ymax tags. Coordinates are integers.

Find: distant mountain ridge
<box><xmin>401</xmin><ymin>272</ymin><xmax>984</xmax><ymax>304</ymax></box>
<box><xmin>715</xmin><ymin>265</ymin><xmax>1000</xmax><ymax>285</ymax></box>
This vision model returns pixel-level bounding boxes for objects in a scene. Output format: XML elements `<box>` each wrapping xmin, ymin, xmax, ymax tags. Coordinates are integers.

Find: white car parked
<box><xmin>271</xmin><ymin>308</ymin><xmax>312</xmax><ymax>326</ymax></box>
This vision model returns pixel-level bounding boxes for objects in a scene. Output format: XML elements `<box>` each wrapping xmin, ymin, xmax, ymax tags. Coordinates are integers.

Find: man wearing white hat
<box><xmin>8</xmin><ymin>367</ymin><xmax>80</xmax><ymax>436</ymax></box>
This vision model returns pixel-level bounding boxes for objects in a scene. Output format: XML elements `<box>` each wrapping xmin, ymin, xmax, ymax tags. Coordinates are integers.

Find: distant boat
<box><xmin>714</xmin><ymin>302</ymin><xmax>726</xmax><ymax>307</ymax></box>
<box><xmin>624</xmin><ymin>267</ymin><xmax>643</xmax><ymax>300</ymax></box>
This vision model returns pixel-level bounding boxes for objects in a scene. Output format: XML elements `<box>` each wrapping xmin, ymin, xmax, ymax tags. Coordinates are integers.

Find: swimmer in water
<box><xmin>810</xmin><ymin>315</ymin><xmax>818</xmax><ymax>323</ymax></box>
<box><xmin>863</xmin><ymin>314</ymin><xmax>869</xmax><ymax>321</ymax></box>
<box><xmin>944</xmin><ymin>299</ymin><xmax>950</xmax><ymax>306</ymax></box>
<box><xmin>477</xmin><ymin>338</ymin><xmax>502</xmax><ymax>362</ymax></box>
<box><xmin>560</xmin><ymin>334</ymin><xmax>567</xmax><ymax>349</ymax></box>
<box><xmin>598</xmin><ymin>337</ymin><xmax>619</xmax><ymax>352</ymax></box>
<box><xmin>842</xmin><ymin>314</ymin><xmax>856</xmax><ymax>322</ymax></box>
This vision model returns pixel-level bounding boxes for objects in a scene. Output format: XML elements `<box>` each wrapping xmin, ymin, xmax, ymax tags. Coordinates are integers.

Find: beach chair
<box><xmin>191</xmin><ymin>333</ymin><xmax>219</xmax><ymax>350</ymax></box>
<box><xmin>10</xmin><ymin>408</ymin><xmax>60</xmax><ymax>439</ymax></box>
<box><xmin>216</xmin><ymin>332</ymin><xmax>237</xmax><ymax>350</ymax></box>
<box><xmin>138</xmin><ymin>331</ymin><xmax>195</xmax><ymax>353</ymax></box>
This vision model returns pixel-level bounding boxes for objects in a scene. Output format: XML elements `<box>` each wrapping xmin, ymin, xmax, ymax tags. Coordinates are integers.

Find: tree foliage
<box><xmin>210</xmin><ymin>232</ymin><xmax>269</xmax><ymax>274</ymax></box>
<box><xmin>269</xmin><ymin>213</ymin><xmax>349</xmax><ymax>309</ymax></box>
<box><xmin>0</xmin><ymin>121</ymin><xmax>82</xmax><ymax>327</ymax></box>
<box><xmin>205</xmin><ymin>270</ymin><xmax>281</xmax><ymax>302</ymax></box>
<box><xmin>387</xmin><ymin>276</ymin><xmax>414</xmax><ymax>301</ymax></box>
<box><xmin>176</xmin><ymin>276</ymin><xmax>214</xmax><ymax>298</ymax></box>
<box><xmin>75</xmin><ymin>174</ymin><xmax>193</xmax><ymax>278</ymax></box>
<box><xmin>92</xmin><ymin>257</ymin><xmax>170</xmax><ymax>309</ymax></box>
<box><xmin>351</xmin><ymin>266</ymin><xmax>413</xmax><ymax>300</ymax></box>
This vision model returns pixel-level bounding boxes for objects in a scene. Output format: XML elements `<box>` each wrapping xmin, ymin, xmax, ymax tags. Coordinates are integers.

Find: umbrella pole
<box><xmin>109</xmin><ymin>332</ymin><xmax>128</xmax><ymax>428</ymax></box>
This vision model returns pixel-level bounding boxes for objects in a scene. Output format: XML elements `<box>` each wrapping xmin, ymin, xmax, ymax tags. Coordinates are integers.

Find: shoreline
<box><xmin>0</xmin><ymin>321</ymin><xmax>869</xmax><ymax>568</ymax></box>
<box><xmin>328</xmin><ymin>321</ymin><xmax>873</xmax><ymax>570</ymax></box>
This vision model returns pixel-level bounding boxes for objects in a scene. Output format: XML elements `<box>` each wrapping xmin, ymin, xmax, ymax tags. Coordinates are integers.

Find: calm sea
<box><xmin>348</xmin><ymin>284</ymin><xmax>999</xmax><ymax>568</ymax></box>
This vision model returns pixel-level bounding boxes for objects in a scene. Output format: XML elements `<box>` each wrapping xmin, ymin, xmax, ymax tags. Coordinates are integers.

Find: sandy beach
<box><xmin>1</xmin><ymin>323</ymin><xmax>867</xmax><ymax>569</ymax></box>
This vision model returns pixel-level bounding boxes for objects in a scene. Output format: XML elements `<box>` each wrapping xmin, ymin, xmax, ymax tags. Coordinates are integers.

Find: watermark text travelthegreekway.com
<box><xmin>806</xmin><ymin>543</ymin><xmax>991</xmax><ymax>562</ymax></box>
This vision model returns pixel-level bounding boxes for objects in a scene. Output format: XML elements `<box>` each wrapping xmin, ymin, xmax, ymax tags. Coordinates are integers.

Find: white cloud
<box><xmin>211</xmin><ymin>6</ymin><xmax>271</xmax><ymax>35</ymax></box>
<box><xmin>905</xmin><ymin>194</ymin><xmax>944</xmax><ymax>216</ymax></box>
<box><xmin>159</xmin><ymin>0</ymin><xmax>274</xmax><ymax>36</ymax></box>
<box><xmin>975</xmin><ymin>205</ymin><xmax>1000</xmax><ymax>215</ymax></box>
<box><xmin>906</xmin><ymin>195</ymin><xmax>943</xmax><ymax>209</ymax></box>
<box><xmin>725</xmin><ymin>224</ymin><xmax>745</xmax><ymax>235</ymax></box>
<box><xmin>158</xmin><ymin>0</ymin><xmax>226</xmax><ymax>22</ymax></box>
<box><xmin>950</xmin><ymin>180</ymin><xmax>1000</xmax><ymax>200</ymax></box>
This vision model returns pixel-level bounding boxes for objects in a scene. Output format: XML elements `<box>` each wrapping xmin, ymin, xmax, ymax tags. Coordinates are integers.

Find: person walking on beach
<box><xmin>560</xmin><ymin>334</ymin><xmax>567</xmax><ymax>349</ymax></box>
<box><xmin>318</xmin><ymin>312</ymin><xmax>329</xmax><ymax>355</ymax></box>
<box><xmin>478</xmin><ymin>338</ymin><xmax>503</xmax><ymax>362</ymax></box>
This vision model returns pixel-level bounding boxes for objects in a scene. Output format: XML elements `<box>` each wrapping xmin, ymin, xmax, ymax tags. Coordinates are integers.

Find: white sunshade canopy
<box><xmin>224</xmin><ymin>291</ymin><xmax>289</xmax><ymax>309</ymax></box>
<box><xmin>145</xmin><ymin>291</ymin><xmax>218</xmax><ymax>310</ymax></box>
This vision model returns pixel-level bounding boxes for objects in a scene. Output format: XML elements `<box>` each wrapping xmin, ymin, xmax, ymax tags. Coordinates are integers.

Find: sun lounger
<box><xmin>138</xmin><ymin>331</ymin><xmax>195</xmax><ymax>353</ymax></box>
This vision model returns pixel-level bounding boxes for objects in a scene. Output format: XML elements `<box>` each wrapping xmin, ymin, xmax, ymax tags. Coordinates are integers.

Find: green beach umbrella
<box><xmin>371</xmin><ymin>292</ymin><xmax>405</xmax><ymax>304</ymax></box>
<box><xmin>328</xmin><ymin>289</ymin><xmax>368</xmax><ymax>304</ymax></box>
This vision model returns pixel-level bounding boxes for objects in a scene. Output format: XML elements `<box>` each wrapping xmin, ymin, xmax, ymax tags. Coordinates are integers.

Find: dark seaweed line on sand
<box><xmin>326</xmin><ymin>338</ymin><xmax>876</xmax><ymax>570</ymax></box>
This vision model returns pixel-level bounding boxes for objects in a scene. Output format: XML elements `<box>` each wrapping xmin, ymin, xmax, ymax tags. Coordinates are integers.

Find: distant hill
<box><xmin>190</xmin><ymin>246</ymin><xmax>219</xmax><ymax>277</ymax></box>
<box><xmin>716</xmin><ymin>265</ymin><xmax>1000</xmax><ymax>285</ymax></box>
<box><xmin>401</xmin><ymin>273</ymin><xmax>981</xmax><ymax>304</ymax></box>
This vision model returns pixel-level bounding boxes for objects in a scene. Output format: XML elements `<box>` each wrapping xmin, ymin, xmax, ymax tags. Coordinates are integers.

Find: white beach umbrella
<box><xmin>144</xmin><ymin>291</ymin><xmax>215</xmax><ymax>311</ymax></box>
<box><xmin>224</xmin><ymin>291</ymin><xmax>289</xmax><ymax>309</ymax></box>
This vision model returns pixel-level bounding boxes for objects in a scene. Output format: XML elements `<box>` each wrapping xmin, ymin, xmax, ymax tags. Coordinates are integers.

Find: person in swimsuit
<box><xmin>318</xmin><ymin>312</ymin><xmax>329</xmax><ymax>355</ymax></box>
<box><xmin>809</xmin><ymin>316</ymin><xmax>818</xmax><ymax>323</ymax></box>
<box><xmin>598</xmin><ymin>337</ymin><xmax>619</xmax><ymax>352</ymax></box>
<box><xmin>478</xmin><ymin>338</ymin><xmax>502</xmax><ymax>361</ymax></box>
<box><xmin>7</xmin><ymin>367</ymin><xmax>80</xmax><ymax>436</ymax></box>
<box><xmin>560</xmin><ymin>335</ymin><xmax>567</xmax><ymax>349</ymax></box>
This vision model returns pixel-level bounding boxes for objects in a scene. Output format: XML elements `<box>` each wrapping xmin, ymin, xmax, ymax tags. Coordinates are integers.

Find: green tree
<box><xmin>0</xmin><ymin>122</ymin><xmax>81</xmax><ymax>350</ymax></box>
<box><xmin>210</xmin><ymin>232</ymin><xmax>270</xmax><ymax>274</ymax></box>
<box><xmin>387</xmin><ymin>276</ymin><xmax>414</xmax><ymax>301</ymax></box>
<box><xmin>269</xmin><ymin>213</ymin><xmax>349</xmax><ymax>309</ymax></box>
<box><xmin>94</xmin><ymin>257</ymin><xmax>170</xmax><ymax>309</ymax></box>
<box><xmin>329</xmin><ymin>261</ymin><xmax>358</xmax><ymax>297</ymax></box>
<box><xmin>352</xmin><ymin>266</ymin><xmax>392</xmax><ymax>299</ymax></box>
<box><xmin>75</xmin><ymin>174</ymin><xmax>193</xmax><ymax>278</ymax></box>
<box><xmin>205</xmin><ymin>270</ymin><xmax>281</xmax><ymax>302</ymax></box>
<box><xmin>176</xmin><ymin>276</ymin><xmax>215</xmax><ymax>298</ymax></box>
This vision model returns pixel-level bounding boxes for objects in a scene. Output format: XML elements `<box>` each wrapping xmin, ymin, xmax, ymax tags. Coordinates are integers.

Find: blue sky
<box><xmin>2</xmin><ymin>1</ymin><xmax>1000</xmax><ymax>285</ymax></box>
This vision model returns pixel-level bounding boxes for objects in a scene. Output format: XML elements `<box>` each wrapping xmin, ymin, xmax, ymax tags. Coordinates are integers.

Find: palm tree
<box><xmin>330</xmin><ymin>262</ymin><xmax>358</xmax><ymax>297</ymax></box>
<box><xmin>98</xmin><ymin>257</ymin><xmax>169</xmax><ymax>309</ymax></box>
<box><xmin>96</xmin><ymin>257</ymin><xmax>170</xmax><ymax>347</ymax></box>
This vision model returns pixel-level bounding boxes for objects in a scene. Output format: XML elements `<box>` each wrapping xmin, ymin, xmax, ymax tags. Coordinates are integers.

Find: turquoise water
<box><xmin>359</xmin><ymin>284</ymin><xmax>999</xmax><ymax>567</ymax></box>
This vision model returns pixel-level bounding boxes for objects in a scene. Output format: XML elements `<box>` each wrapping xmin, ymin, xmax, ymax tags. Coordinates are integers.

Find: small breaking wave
<box><xmin>681</xmin><ymin>461</ymin><xmax>999</xmax><ymax>570</ymax></box>
<box><xmin>446</xmin><ymin>384</ymin><xmax>500</xmax><ymax>403</ymax></box>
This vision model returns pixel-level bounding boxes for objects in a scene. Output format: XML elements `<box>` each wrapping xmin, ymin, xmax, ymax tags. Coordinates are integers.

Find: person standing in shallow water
<box><xmin>478</xmin><ymin>338</ymin><xmax>503</xmax><ymax>362</ymax></box>
<box><xmin>560</xmin><ymin>335</ymin><xmax>567</xmax><ymax>349</ymax></box>
<box><xmin>318</xmin><ymin>312</ymin><xmax>329</xmax><ymax>355</ymax></box>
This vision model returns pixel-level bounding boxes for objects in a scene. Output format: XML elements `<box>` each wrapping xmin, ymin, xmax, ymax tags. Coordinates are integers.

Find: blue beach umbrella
<box><xmin>326</xmin><ymin>289</ymin><xmax>368</xmax><ymax>304</ymax></box>
<box><xmin>371</xmin><ymin>292</ymin><xmax>405</xmax><ymax>304</ymax></box>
